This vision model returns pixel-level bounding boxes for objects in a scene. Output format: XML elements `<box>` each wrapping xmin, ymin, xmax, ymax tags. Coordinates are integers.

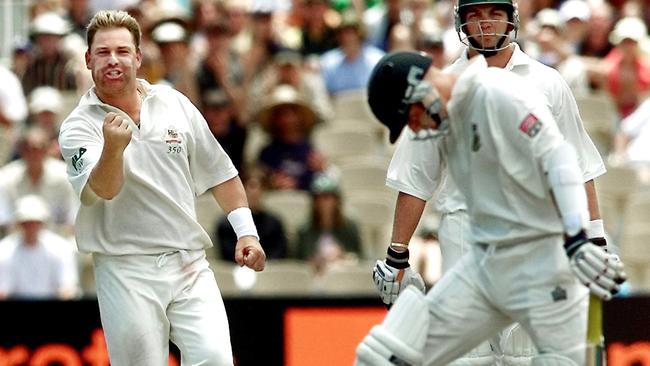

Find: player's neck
<box><xmin>467</xmin><ymin>43</ymin><xmax>515</xmax><ymax>69</ymax></box>
<box><xmin>96</xmin><ymin>85</ymin><xmax>143</xmax><ymax>123</ymax></box>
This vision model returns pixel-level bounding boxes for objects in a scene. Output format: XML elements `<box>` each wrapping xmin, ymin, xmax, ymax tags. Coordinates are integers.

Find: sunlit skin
<box><xmin>461</xmin><ymin>4</ymin><xmax>515</xmax><ymax>68</ymax></box>
<box><xmin>85</xmin><ymin>27</ymin><xmax>141</xmax><ymax>199</ymax></box>
<box><xmin>36</xmin><ymin>34</ymin><xmax>63</xmax><ymax>59</ymax></box>
<box><xmin>338</xmin><ymin>27</ymin><xmax>363</xmax><ymax>60</ymax></box>
<box><xmin>463</xmin><ymin>4</ymin><xmax>511</xmax><ymax>50</ymax></box>
<box><xmin>19</xmin><ymin>221</ymin><xmax>42</xmax><ymax>246</ymax></box>
<box><xmin>85</xmin><ymin>27</ymin><xmax>142</xmax><ymax>111</ymax></box>
<box><xmin>270</xmin><ymin>105</ymin><xmax>308</xmax><ymax>143</ymax></box>
<box><xmin>314</xmin><ymin>193</ymin><xmax>339</xmax><ymax>229</ymax></box>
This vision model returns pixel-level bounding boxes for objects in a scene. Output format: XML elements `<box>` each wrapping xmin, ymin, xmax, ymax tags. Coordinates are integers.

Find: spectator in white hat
<box><xmin>559</xmin><ymin>0</ymin><xmax>591</xmax><ymax>53</ymax></box>
<box><xmin>0</xmin><ymin>195</ymin><xmax>79</xmax><ymax>300</ymax></box>
<box><xmin>151</xmin><ymin>19</ymin><xmax>200</xmax><ymax>105</ymax></box>
<box><xmin>28</xmin><ymin>86</ymin><xmax>65</xmax><ymax>159</ymax></box>
<box><xmin>21</xmin><ymin>12</ymin><xmax>79</xmax><ymax>94</ymax></box>
<box><xmin>0</xmin><ymin>65</ymin><xmax>28</xmax><ymax>166</ymax></box>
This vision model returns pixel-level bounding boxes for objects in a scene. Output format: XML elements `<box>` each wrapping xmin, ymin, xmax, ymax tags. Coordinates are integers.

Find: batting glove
<box><xmin>565</xmin><ymin>231</ymin><xmax>627</xmax><ymax>301</ymax></box>
<box><xmin>373</xmin><ymin>245</ymin><xmax>425</xmax><ymax>306</ymax></box>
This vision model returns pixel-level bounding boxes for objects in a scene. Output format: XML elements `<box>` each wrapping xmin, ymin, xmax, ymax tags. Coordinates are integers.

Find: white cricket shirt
<box><xmin>59</xmin><ymin>80</ymin><xmax>238</xmax><ymax>255</ymax></box>
<box><xmin>446</xmin><ymin>57</ymin><xmax>566</xmax><ymax>245</ymax></box>
<box><xmin>386</xmin><ymin>44</ymin><xmax>605</xmax><ymax>214</ymax></box>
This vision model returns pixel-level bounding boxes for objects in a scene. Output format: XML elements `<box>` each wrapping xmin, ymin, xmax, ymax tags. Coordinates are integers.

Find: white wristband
<box><xmin>227</xmin><ymin>207</ymin><xmax>259</xmax><ymax>240</ymax></box>
<box><xmin>587</xmin><ymin>219</ymin><xmax>605</xmax><ymax>239</ymax></box>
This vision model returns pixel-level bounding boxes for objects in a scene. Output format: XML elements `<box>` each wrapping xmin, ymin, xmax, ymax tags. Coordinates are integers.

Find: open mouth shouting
<box><xmin>104</xmin><ymin>68</ymin><xmax>124</xmax><ymax>81</ymax></box>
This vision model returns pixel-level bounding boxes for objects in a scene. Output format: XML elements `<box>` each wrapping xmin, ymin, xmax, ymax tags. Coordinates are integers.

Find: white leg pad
<box><xmin>448</xmin><ymin>341</ymin><xmax>496</xmax><ymax>366</ymax></box>
<box><xmin>356</xmin><ymin>331</ymin><xmax>404</xmax><ymax>366</ymax></box>
<box><xmin>380</xmin><ymin>286</ymin><xmax>430</xmax><ymax>350</ymax></box>
<box><xmin>531</xmin><ymin>354</ymin><xmax>578</xmax><ymax>366</ymax></box>
<box><xmin>501</xmin><ymin>324</ymin><xmax>537</xmax><ymax>366</ymax></box>
<box><xmin>355</xmin><ymin>286</ymin><xmax>429</xmax><ymax>366</ymax></box>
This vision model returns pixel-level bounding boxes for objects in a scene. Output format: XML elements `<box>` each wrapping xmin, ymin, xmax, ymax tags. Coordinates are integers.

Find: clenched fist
<box><xmin>235</xmin><ymin>236</ymin><xmax>266</xmax><ymax>271</ymax></box>
<box><xmin>103</xmin><ymin>112</ymin><xmax>132</xmax><ymax>153</ymax></box>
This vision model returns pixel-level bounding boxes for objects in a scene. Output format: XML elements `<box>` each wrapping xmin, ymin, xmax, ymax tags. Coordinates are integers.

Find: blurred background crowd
<box><xmin>0</xmin><ymin>0</ymin><xmax>649</xmax><ymax>300</ymax></box>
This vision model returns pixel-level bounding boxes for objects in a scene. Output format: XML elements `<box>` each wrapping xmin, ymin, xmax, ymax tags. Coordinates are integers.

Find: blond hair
<box><xmin>86</xmin><ymin>10</ymin><xmax>141</xmax><ymax>50</ymax></box>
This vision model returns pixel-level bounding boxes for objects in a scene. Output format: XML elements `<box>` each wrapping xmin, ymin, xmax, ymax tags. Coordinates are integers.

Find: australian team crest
<box><xmin>164</xmin><ymin>126</ymin><xmax>182</xmax><ymax>144</ymax></box>
<box><xmin>163</xmin><ymin>126</ymin><xmax>183</xmax><ymax>154</ymax></box>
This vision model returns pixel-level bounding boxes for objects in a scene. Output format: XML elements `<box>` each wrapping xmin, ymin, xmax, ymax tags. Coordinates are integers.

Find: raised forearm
<box><xmin>88</xmin><ymin>148</ymin><xmax>125</xmax><ymax>200</ymax></box>
<box><xmin>88</xmin><ymin>112</ymin><xmax>132</xmax><ymax>200</ymax></box>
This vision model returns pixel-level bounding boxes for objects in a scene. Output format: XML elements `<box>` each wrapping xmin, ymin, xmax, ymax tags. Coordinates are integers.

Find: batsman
<box><xmin>358</xmin><ymin>49</ymin><xmax>626</xmax><ymax>366</ymax></box>
<box><xmin>369</xmin><ymin>0</ymin><xmax>613</xmax><ymax>364</ymax></box>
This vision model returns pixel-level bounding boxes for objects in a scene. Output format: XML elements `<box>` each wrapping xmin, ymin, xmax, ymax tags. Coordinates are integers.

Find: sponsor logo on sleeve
<box><xmin>518</xmin><ymin>113</ymin><xmax>543</xmax><ymax>138</ymax></box>
<box><xmin>71</xmin><ymin>147</ymin><xmax>86</xmax><ymax>172</ymax></box>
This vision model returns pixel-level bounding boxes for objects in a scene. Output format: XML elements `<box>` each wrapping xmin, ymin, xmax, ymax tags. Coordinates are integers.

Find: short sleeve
<box><xmin>58</xmin><ymin>116</ymin><xmax>103</xmax><ymax>205</ymax></box>
<box><xmin>182</xmin><ymin>96</ymin><xmax>238</xmax><ymax>195</ymax></box>
<box><xmin>547</xmin><ymin>72</ymin><xmax>606</xmax><ymax>182</ymax></box>
<box><xmin>386</xmin><ymin>128</ymin><xmax>445</xmax><ymax>201</ymax></box>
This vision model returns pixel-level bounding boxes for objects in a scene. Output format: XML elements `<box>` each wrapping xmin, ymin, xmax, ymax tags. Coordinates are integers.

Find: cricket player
<box><xmin>356</xmin><ymin>51</ymin><xmax>626</xmax><ymax>366</ymax></box>
<box><xmin>372</xmin><ymin>0</ymin><xmax>608</xmax><ymax>364</ymax></box>
<box><xmin>58</xmin><ymin>10</ymin><xmax>265</xmax><ymax>366</ymax></box>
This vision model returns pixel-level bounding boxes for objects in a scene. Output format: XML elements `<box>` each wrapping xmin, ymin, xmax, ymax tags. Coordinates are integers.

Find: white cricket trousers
<box><xmin>421</xmin><ymin>235</ymin><xmax>589</xmax><ymax>365</ymax></box>
<box><xmin>440</xmin><ymin>211</ymin><xmax>537</xmax><ymax>366</ymax></box>
<box><xmin>93</xmin><ymin>250</ymin><xmax>233</xmax><ymax>366</ymax></box>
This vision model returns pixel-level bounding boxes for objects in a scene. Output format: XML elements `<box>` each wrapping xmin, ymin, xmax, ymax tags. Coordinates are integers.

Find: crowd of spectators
<box><xmin>1</xmin><ymin>0</ymin><xmax>649</xmax><ymax>298</ymax></box>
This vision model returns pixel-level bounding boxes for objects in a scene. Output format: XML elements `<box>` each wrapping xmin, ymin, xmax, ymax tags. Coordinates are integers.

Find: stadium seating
<box><xmin>261</xmin><ymin>190</ymin><xmax>311</xmax><ymax>253</ymax></box>
<box><xmin>245</xmin><ymin>259</ymin><xmax>313</xmax><ymax>296</ymax></box>
<box><xmin>315</xmin><ymin>261</ymin><xmax>376</xmax><ymax>295</ymax></box>
<box><xmin>595</xmin><ymin>163</ymin><xmax>640</xmax><ymax>242</ymax></box>
<box><xmin>332</xmin><ymin>90</ymin><xmax>377</xmax><ymax>124</ymax></box>
<box><xmin>313</xmin><ymin>125</ymin><xmax>380</xmax><ymax>165</ymax></box>
<box><xmin>337</xmin><ymin>156</ymin><xmax>392</xmax><ymax>197</ymax></box>
<box><xmin>345</xmin><ymin>191</ymin><xmax>396</xmax><ymax>259</ymax></box>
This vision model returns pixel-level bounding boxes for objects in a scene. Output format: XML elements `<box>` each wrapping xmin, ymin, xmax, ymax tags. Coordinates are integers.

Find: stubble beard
<box><xmin>94</xmin><ymin>69</ymin><xmax>134</xmax><ymax>101</ymax></box>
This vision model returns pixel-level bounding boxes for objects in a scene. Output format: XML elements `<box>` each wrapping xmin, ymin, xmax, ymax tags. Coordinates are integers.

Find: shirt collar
<box><xmin>504</xmin><ymin>43</ymin><xmax>530</xmax><ymax>70</ymax></box>
<box><xmin>456</xmin><ymin>43</ymin><xmax>529</xmax><ymax>71</ymax></box>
